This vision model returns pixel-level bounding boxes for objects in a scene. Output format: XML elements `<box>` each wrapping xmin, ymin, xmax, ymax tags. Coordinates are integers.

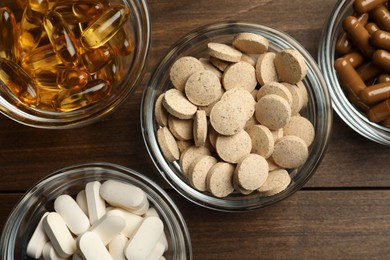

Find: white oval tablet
<box><xmin>78</xmin><ymin>231</ymin><xmax>113</xmax><ymax>260</ymax></box>
<box><xmin>109</xmin><ymin>234</ymin><xmax>128</xmax><ymax>260</ymax></box>
<box><xmin>85</xmin><ymin>181</ymin><xmax>106</xmax><ymax>225</ymax></box>
<box><xmin>89</xmin><ymin>214</ymin><xmax>126</xmax><ymax>246</ymax></box>
<box><xmin>27</xmin><ymin>212</ymin><xmax>49</xmax><ymax>259</ymax></box>
<box><xmin>106</xmin><ymin>208</ymin><xmax>143</xmax><ymax>238</ymax></box>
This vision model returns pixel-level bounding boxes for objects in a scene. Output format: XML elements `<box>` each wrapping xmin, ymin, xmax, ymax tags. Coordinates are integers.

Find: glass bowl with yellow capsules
<box><xmin>0</xmin><ymin>0</ymin><xmax>150</xmax><ymax>128</ymax></box>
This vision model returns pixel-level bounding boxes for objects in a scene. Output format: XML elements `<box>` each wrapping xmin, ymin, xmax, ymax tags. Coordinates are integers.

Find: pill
<box><xmin>274</xmin><ymin>49</ymin><xmax>307</xmax><ymax>84</ymax></box>
<box><xmin>271</xmin><ymin>128</ymin><xmax>284</xmax><ymax>142</ymax></box>
<box><xmin>246</xmin><ymin>124</ymin><xmax>274</xmax><ymax>158</ymax></box>
<box><xmin>176</xmin><ymin>139</ymin><xmax>193</xmax><ymax>153</ymax></box>
<box><xmin>367</xmin><ymin>98</ymin><xmax>390</xmax><ymax>122</ymax></box>
<box><xmin>343</xmin><ymin>52</ymin><xmax>365</xmax><ymax>68</ymax></box>
<box><xmin>125</xmin><ymin>216</ymin><xmax>164</xmax><ymax>260</ymax></box>
<box><xmin>232</xmin><ymin>171</ymin><xmax>253</xmax><ymax>195</ymax></box>
<box><xmin>255</xmin><ymin>52</ymin><xmax>278</xmax><ymax>85</ymax></box>
<box><xmin>193</xmin><ymin>110</ymin><xmax>207</xmax><ymax>147</ymax></box>
<box><xmin>255</xmin><ymin>94</ymin><xmax>292</xmax><ymax>130</ymax></box>
<box><xmin>232</xmin><ymin>32</ymin><xmax>269</xmax><ymax>54</ymax></box>
<box><xmin>366</xmin><ymin>22</ymin><xmax>380</xmax><ymax>35</ymax></box>
<box><xmin>372</xmin><ymin>49</ymin><xmax>390</xmax><ymax>71</ymax></box>
<box><xmin>371</xmin><ymin>30</ymin><xmax>390</xmax><ymax>51</ymax></box>
<box><xmin>281</xmin><ymin>82</ymin><xmax>304</xmax><ymax>115</ymax></box>
<box><xmin>73</xmin><ymin>252</ymin><xmax>83</xmax><ymax>260</ymax></box>
<box><xmin>235</xmin><ymin>154</ymin><xmax>269</xmax><ymax>191</ymax></box>
<box><xmin>42</xmin><ymin>242</ymin><xmax>65</xmax><ymax>260</ymax></box>
<box><xmin>106</xmin><ymin>208</ymin><xmax>143</xmax><ymax>238</ymax></box>
<box><xmin>348</xmin><ymin>92</ymin><xmax>371</xmax><ymax>111</ymax></box>
<box><xmin>267</xmin><ymin>157</ymin><xmax>282</xmax><ymax>172</ymax></box>
<box><xmin>209</xmin><ymin>56</ymin><xmax>231</xmax><ymax>71</ymax></box>
<box><xmin>188</xmin><ymin>155</ymin><xmax>218</xmax><ymax>192</ymax></box>
<box><xmin>283</xmin><ymin>116</ymin><xmax>315</xmax><ymax>146</ymax></box>
<box><xmin>180</xmin><ymin>145</ymin><xmax>210</xmax><ymax>177</ymax></box>
<box><xmin>144</xmin><ymin>208</ymin><xmax>169</xmax><ymax>252</ymax></box>
<box><xmin>89</xmin><ymin>214</ymin><xmax>126</xmax><ymax>245</ymax></box>
<box><xmin>241</xmin><ymin>53</ymin><xmax>257</xmax><ymax>66</ymax></box>
<box><xmin>356</xmin><ymin>62</ymin><xmax>383</xmax><ymax>82</ymax></box>
<box><xmin>0</xmin><ymin>7</ymin><xmax>18</xmax><ymax>61</ymax></box>
<box><xmin>222</xmin><ymin>61</ymin><xmax>257</xmax><ymax>92</ymax></box>
<box><xmin>199</xmin><ymin>57</ymin><xmax>223</xmax><ymax>79</ymax></box>
<box><xmin>146</xmin><ymin>242</ymin><xmax>165</xmax><ymax>260</ymax></box>
<box><xmin>334</xmin><ymin>57</ymin><xmax>367</xmax><ymax>97</ymax></box>
<box><xmin>335</xmin><ymin>32</ymin><xmax>353</xmax><ymax>54</ymax></box>
<box><xmin>342</xmin><ymin>16</ymin><xmax>375</xmax><ymax>57</ymax></box>
<box><xmin>108</xmin><ymin>234</ymin><xmax>128</xmax><ymax>260</ymax></box>
<box><xmin>353</xmin><ymin>0</ymin><xmax>388</xmax><ymax>13</ymax></box>
<box><xmin>296</xmin><ymin>81</ymin><xmax>309</xmax><ymax>108</ymax></box>
<box><xmin>216</xmin><ymin>130</ymin><xmax>252</xmax><ymax>163</ymax></box>
<box><xmin>378</xmin><ymin>73</ymin><xmax>390</xmax><ymax>82</ymax></box>
<box><xmin>100</xmin><ymin>180</ymin><xmax>148</xmax><ymax>213</ymax></box>
<box><xmin>19</xmin><ymin>5</ymin><xmax>44</xmax><ymax>51</ymax></box>
<box><xmin>370</xmin><ymin>4</ymin><xmax>390</xmax><ymax>32</ymax></box>
<box><xmin>76</xmin><ymin>190</ymin><xmax>88</xmax><ymax>217</ymax></box>
<box><xmin>155</xmin><ymin>93</ymin><xmax>169</xmax><ymax>127</ymax></box>
<box><xmin>360</xmin><ymin>82</ymin><xmax>390</xmax><ymax>104</ymax></box>
<box><xmin>54</xmin><ymin>194</ymin><xmax>90</xmax><ymax>235</ymax></box>
<box><xmin>257</xmin><ymin>169</ymin><xmax>291</xmax><ymax>196</ymax></box>
<box><xmin>185</xmin><ymin>70</ymin><xmax>222</xmax><ymax>106</ymax></box>
<box><xmin>108</xmin><ymin>26</ymin><xmax>135</xmax><ymax>56</ymax></box>
<box><xmin>381</xmin><ymin>117</ymin><xmax>390</xmax><ymax>127</ymax></box>
<box><xmin>220</xmin><ymin>87</ymin><xmax>256</xmax><ymax>119</ymax></box>
<box><xmin>207</xmin><ymin>42</ymin><xmax>242</xmax><ymax>62</ymax></box>
<box><xmin>206</xmin><ymin>162</ymin><xmax>235</xmax><ymax>198</ymax></box>
<box><xmin>85</xmin><ymin>181</ymin><xmax>106</xmax><ymax>225</ymax></box>
<box><xmin>78</xmin><ymin>231</ymin><xmax>113</xmax><ymax>260</ymax></box>
<box><xmin>27</xmin><ymin>212</ymin><xmax>49</xmax><ymax>259</ymax></box>
<box><xmin>169</xmin><ymin>56</ymin><xmax>204</xmax><ymax>91</ymax></box>
<box><xmin>162</xmin><ymin>88</ymin><xmax>197</xmax><ymax>119</ymax></box>
<box><xmin>157</xmin><ymin>126</ymin><xmax>180</xmax><ymax>162</ymax></box>
<box><xmin>272</xmin><ymin>136</ymin><xmax>308</xmax><ymax>169</ymax></box>
<box><xmin>42</xmin><ymin>212</ymin><xmax>76</xmax><ymax>258</ymax></box>
<box><xmin>168</xmin><ymin>115</ymin><xmax>193</xmax><ymax>141</ymax></box>
<box><xmin>256</xmin><ymin>81</ymin><xmax>293</xmax><ymax>107</ymax></box>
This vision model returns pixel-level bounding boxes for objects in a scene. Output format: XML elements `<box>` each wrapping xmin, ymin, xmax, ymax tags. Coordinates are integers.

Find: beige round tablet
<box><xmin>156</xmin><ymin>127</ymin><xmax>180</xmax><ymax>162</ymax></box>
<box><xmin>209</xmin><ymin>56</ymin><xmax>231</xmax><ymax>71</ymax></box>
<box><xmin>222</xmin><ymin>61</ymin><xmax>257</xmax><ymax>92</ymax></box>
<box><xmin>257</xmin><ymin>82</ymin><xmax>293</xmax><ymax>106</ymax></box>
<box><xmin>274</xmin><ymin>49</ymin><xmax>307</xmax><ymax>84</ymax></box>
<box><xmin>220</xmin><ymin>87</ymin><xmax>256</xmax><ymax>120</ymax></box>
<box><xmin>162</xmin><ymin>89</ymin><xmax>197</xmax><ymax>119</ymax></box>
<box><xmin>296</xmin><ymin>81</ymin><xmax>309</xmax><ymax>108</ymax></box>
<box><xmin>193</xmin><ymin>110</ymin><xmax>207</xmax><ymax>147</ymax></box>
<box><xmin>244</xmin><ymin>115</ymin><xmax>259</xmax><ymax>130</ymax></box>
<box><xmin>188</xmin><ymin>155</ymin><xmax>218</xmax><ymax>192</ymax></box>
<box><xmin>206</xmin><ymin>162</ymin><xmax>235</xmax><ymax>198</ymax></box>
<box><xmin>233</xmin><ymin>172</ymin><xmax>253</xmax><ymax>195</ymax></box>
<box><xmin>232</xmin><ymin>32</ymin><xmax>269</xmax><ymax>54</ymax></box>
<box><xmin>215</xmin><ymin>130</ymin><xmax>252</xmax><ymax>163</ymax></box>
<box><xmin>208</xmin><ymin>42</ymin><xmax>242</xmax><ymax>62</ymax></box>
<box><xmin>255</xmin><ymin>52</ymin><xmax>278</xmax><ymax>85</ymax></box>
<box><xmin>208</xmin><ymin>126</ymin><xmax>218</xmax><ymax>149</ymax></box>
<box><xmin>155</xmin><ymin>93</ymin><xmax>169</xmax><ymax>127</ymax></box>
<box><xmin>199</xmin><ymin>58</ymin><xmax>223</xmax><ymax>79</ymax></box>
<box><xmin>257</xmin><ymin>169</ymin><xmax>291</xmax><ymax>196</ymax></box>
<box><xmin>246</xmin><ymin>125</ymin><xmax>274</xmax><ymax>159</ymax></box>
<box><xmin>185</xmin><ymin>70</ymin><xmax>222</xmax><ymax>106</ymax></box>
<box><xmin>271</xmin><ymin>128</ymin><xmax>283</xmax><ymax>142</ymax></box>
<box><xmin>241</xmin><ymin>54</ymin><xmax>256</xmax><ymax>67</ymax></box>
<box><xmin>235</xmin><ymin>154</ymin><xmax>269</xmax><ymax>191</ymax></box>
<box><xmin>272</xmin><ymin>135</ymin><xmax>308</xmax><ymax>169</ymax></box>
<box><xmin>168</xmin><ymin>115</ymin><xmax>193</xmax><ymax>141</ymax></box>
<box><xmin>198</xmin><ymin>97</ymin><xmax>221</xmax><ymax>116</ymax></box>
<box><xmin>255</xmin><ymin>94</ymin><xmax>292</xmax><ymax>130</ymax></box>
<box><xmin>176</xmin><ymin>140</ymin><xmax>193</xmax><ymax>153</ymax></box>
<box><xmin>179</xmin><ymin>146</ymin><xmax>210</xmax><ymax>177</ymax></box>
<box><xmin>283</xmin><ymin>116</ymin><xmax>315</xmax><ymax>146</ymax></box>
<box><xmin>209</xmin><ymin>100</ymin><xmax>248</xmax><ymax>136</ymax></box>
<box><xmin>281</xmin><ymin>82</ymin><xmax>303</xmax><ymax>115</ymax></box>
<box><xmin>169</xmin><ymin>56</ymin><xmax>204</xmax><ymax>91</ymax></box>
<box><xmin>267</xmin><ymin>157</ymin><xmax>281</xmax><ymax>171</ymax></box>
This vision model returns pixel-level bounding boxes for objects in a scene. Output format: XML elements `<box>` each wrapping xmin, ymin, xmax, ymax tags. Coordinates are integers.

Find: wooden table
<box><xmin>1</xmin><ymin>0</ymin><xmax>390</xmax><ymax>259</ymax></box>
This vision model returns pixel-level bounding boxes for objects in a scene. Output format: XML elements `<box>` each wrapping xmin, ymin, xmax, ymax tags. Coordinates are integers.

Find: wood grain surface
<box><xmin>0</xmin><ymin>0</ymin><xmax>389</xmax><ymax>259</ymax></box>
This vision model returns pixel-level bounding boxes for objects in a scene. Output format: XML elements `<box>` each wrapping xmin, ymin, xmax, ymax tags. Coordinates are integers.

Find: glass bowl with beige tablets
<box><xmin>0</xmin><ymin>162</ymin><xmax>192</xmax><ymax>259</ymax></box>
<box><xmin>0</xmin><ymin>0</ymin><xmax>150</xmax><ymax>128</ymax></box>
<box><xmin>141</xmin><ymin>22</ymin><xmax>333</xmax><ymax>212</ymax></box>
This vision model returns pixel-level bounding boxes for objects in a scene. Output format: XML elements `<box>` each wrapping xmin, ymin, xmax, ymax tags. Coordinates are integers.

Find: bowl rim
<box><xmin>318</xmin><ymin>0</ymin><xmax>390</xmax><ymax>146</ymax></box>
<box><xmin>141</xmin><ymin>21</ymin><xmax>333</xmax><ymax>212</ymax></box>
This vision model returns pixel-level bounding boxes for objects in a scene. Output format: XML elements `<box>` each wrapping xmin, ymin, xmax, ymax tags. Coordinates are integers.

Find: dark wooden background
<box><xmin>1</xmin><ymin>0</ymin><xmax>390</xmax><ymax>259</ymax></box>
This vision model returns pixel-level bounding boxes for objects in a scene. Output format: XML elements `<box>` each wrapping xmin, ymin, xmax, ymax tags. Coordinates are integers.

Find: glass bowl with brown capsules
<box><xmin>141</xmin><ymin>22</ymin><xmax>332</xmax><ymax>212</ymax></box>
<box><xmin>0</xmin><ymin>0</ymin><xmax>150</xmax><ymax>128</ymax></box>
<box><xmin>319</xmin><ymin>0</ymin><xmax>390</xmax><ymax>145</ymax></box>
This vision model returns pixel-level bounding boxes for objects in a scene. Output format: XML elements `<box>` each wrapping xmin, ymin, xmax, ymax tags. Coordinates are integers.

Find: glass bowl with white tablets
<box><xmin>0</xmin><ymin>0</ymin><xmax>150</xmax><ymax>129</ymax></box>
<box><xmin>319</xmin><ymin>0</ymin><xmax>390</xmax><ymax>145</ymax></box>
<box><xmin>141</xmin><ymin>21</ymin><xmax>333</xmax><ymax>211</ymax></box>
<box><xmin>0</xmin><ymin>162</ymin><xmax>192</xmax><ymax>259</ymax></box>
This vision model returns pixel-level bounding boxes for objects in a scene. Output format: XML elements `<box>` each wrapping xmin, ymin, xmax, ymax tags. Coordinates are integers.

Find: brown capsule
<box><xmin>378</xmin><ymin>73</ymin><xmax>390</xmax><ymax>82</ymax></box>
<box><xmin>365</xmin><ymin>22</ymin><xmax>380</xmax><ymax>35</ymax></box>
<box><xmin>334</xmin><ymin>57</ymin><xmax>367</xmax><ymax>97</ymax></box>
<box><xmin>357</xmin><ymin>12</ymin><xmax>370</xmax><ymax>26</ymax></box>
<box><xmin>343</xmin><ymin>52</ymin><xmax>365</xmax><ymax>68</ymax></box>
<box><xmin>348</xmin><ymin>92</ymin><xmax>371</xmax><ymax>111</ymax></box>
<box><xmin>354</xmin><ymin>0</ymin><xmax>388</xmax><ymax>13</ymax></box>
<box><xmin>367</xmin><ymin>98</ymin><xmax>390</xmax><ymax>122</ymax></box>
<box><xmin>360</xmin><ymin>82</ymin><xmax>390</xmax><ymax>104</ymax></box>
<box><xmin>370</xmin><ymin>5</ymin><xmax>390</xmax><ymax>32</ymax></box>
<box><xmin>343</xmin><ymin>16</ymin><xmax>375</xmax><ymax>57</ymax></box>
<box><xmin>336</xmin><ymin>32</ymin><xmax>353</xmax><ymax>54</ymax></box>
<box><xmin>0</xmin><ymin>7</ymin><xmax>18</xmax><ymax>62</ymax></box>
<box><xmin>380</xmin><ymin>117</ymin><xmax>390</xmax><ymax>127</ymax></box>
<box><xmin>356</xmin><ymin>62</ymin><xmax>383</xmax><ymax>82</ymax></box>
<box><xmin>371</xmin><ymin>30</ymin><xmax>390</xmax><ymax>51</ymax></box>
<box><xmin>372</xmin><ymin>49</ymin><xmax>390</xmax><ymax>71</ymax></box>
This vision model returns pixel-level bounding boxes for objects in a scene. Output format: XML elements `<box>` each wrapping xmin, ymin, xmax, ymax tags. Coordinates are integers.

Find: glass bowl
<box><xmin>141</xmin><ymin>22</ymin><xmax>333</xmax><ymax>212</ymax></box>
<box><xmin>0</xmin><ymin>0</ymin><xmax>150</xmax><ymax>129</ymax></box>
<box><xmin>0</xmin><ymin>162</ymin><xmax>192</xmax><ymax>259</ymax></box>
<box><xmin>319</xmin><ymin>0</ymin><xmax>390</xmax><ymax>145</ymax></box>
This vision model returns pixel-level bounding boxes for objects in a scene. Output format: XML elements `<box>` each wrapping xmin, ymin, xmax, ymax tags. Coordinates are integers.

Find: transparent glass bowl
<box><xmin>318</xmin><ymin>0</ymin><xmax>390</xmax><ymax>145</ymax></box>
<box><xmin>141</xmin><ymin>22</ymin><xmax>333</xmax><ymax>212</ymax></box>
<box><xmin>0</xmin><ymin>162</ymin><xmax>192</xmax><ymax>259</ymax></box>
<box><xmin>0</xmin><ymin>0</ymin><xmax>150</xmax><ymax>129</ymax></box>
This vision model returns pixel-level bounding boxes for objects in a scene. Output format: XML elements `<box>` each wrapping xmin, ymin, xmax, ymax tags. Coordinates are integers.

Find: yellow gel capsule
<box><xmin>53</xmin><ymin>79</ymin><xmax>111</xmax><ymax>112</ymax></box>
<box><xmin>0</xmin><ymin>7</ymin><xmax>18</xmax><ymax>62</ymax></box>
<box><xmin>17</xmin><ymin>0</ymin><xmax>28</xmax><ymax>9</ymax></box>
<box><xmin>57</xmin><ymin>68</ymin><xmax>89</xmax><ymax>89</ymax></box>
<box><xmin>44</xmin><ymin>11</ymin><xmax>80</xmax><ymax>65</ymax></box>
<box><xmin>19</xmin><ymin>7</ymin><xmax>43</xmax><ymax>51</ymax></box>
<box><xmin>80</xmin><ymin>45</ymin><xmax>114</xmax><ymax>73</ymax></box>
<box><xmin>21</xmin><ymin>44</ymin><xmax>63</xmax><ymax>72</ymax></box>
<box><xmin>81</xmin><ymin>4</ymin><xmax>130</xmax><ymax>50</ymax></box>
<box><xmin>97</xmin><ymin>56</ymin><xmax>123</xmax><ymax>83</ymax></box>
<box><xmin>38</xmin><ymin>88</ymin><xmax>59</xmax><ymax>111</ymax></box>
<box><xmin>108</xmin><ymin>26</ymin><xmax>135</xmax><ymax>56</ymax></box>
<box><xmin>0</xmin><ymin>58</ymin><xmax>39</xmax><ymax>106</ymax></box>
<box><xmin>29</xmin><ymin>0</ymin><xmax>49</xmax><ymax>16</ymax></box>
